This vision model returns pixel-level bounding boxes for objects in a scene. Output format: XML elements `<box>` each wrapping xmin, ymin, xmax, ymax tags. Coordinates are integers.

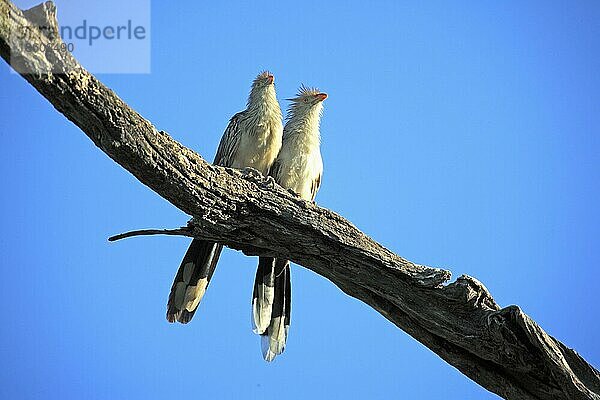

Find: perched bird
<box><xmin>252</xmin><ymin>85</ymin><xmax>327</xmax><ymax>361</ymax></box>
<box><xmin>167</xmin><ymin>71</ymin><xmax>283</xmax><ymax>323</ymax></box>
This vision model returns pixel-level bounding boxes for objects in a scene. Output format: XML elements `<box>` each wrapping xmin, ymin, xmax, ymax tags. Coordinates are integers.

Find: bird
<box><xmin>252</xmin><ymin>85</ymin><xmax>327</xmax><ymax>361</ymax></box>
<box><xmin>166</xmin><ymin>71</ymin><xmax>283</xmax><ymax>324</ymax></box>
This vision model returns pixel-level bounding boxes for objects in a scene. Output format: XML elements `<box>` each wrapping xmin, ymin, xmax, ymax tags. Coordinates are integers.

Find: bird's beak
<box><xmin>316</xmin><ymin>92</ymin><xmax>328</xmax><ymax>102</ymax></box>
<box><xmin>267</xmin><ymin>74</ymin><xmax>275</xmax><ymax>84</ymax></box>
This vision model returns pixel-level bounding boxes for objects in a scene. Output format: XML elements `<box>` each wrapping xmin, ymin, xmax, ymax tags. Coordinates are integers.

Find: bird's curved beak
<box><xmin>266</xmin><ymin>74</ymin><xmax>275</xmax><ymax>84</ymax></box>
<box><xmin>316</xmin><ymin>92</ymin><xmax>328</xmax><ymax>102</ymax></box>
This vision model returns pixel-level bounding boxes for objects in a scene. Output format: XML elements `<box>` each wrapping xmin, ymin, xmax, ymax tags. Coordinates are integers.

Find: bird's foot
<box><xmin>242</xmin><ymin>167</ymin><xmax>264</xmax><ymax>180</ymax></box>
<box><xmin>263</xmin><ymin>175</ymin><xmax>277</xmax><ymax>189</ymax></box>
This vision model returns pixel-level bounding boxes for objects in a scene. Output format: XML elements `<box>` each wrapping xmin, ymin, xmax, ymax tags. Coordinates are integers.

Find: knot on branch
<box><xmin>486</xmin><ymin>306</ymin><xmax>540</xmax><ymax>368</ymax></box>
<box><xmin>442</xmin><ymin>274</ymin><xmax>500</xmax><ymax>311</ymax></box>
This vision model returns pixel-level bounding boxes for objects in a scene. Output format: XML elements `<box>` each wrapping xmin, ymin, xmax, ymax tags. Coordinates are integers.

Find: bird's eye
<box><xmin>303</xmin><ymin>98</ymin><xmax>308</xmax><ymax>103</ymax></box>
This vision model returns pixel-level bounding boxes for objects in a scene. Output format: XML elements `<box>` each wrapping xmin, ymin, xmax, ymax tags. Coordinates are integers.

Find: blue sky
<box><xmin>1</xmin><ymin>1</ymin><xmax>599</xmax><ymax>399</ymax></box>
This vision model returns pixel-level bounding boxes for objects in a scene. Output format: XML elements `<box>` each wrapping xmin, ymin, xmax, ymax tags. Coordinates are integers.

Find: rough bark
<box><xmin>1</xmin><ymin>2</ymin><xmax>598</xmax><ymax>399</ymax></box>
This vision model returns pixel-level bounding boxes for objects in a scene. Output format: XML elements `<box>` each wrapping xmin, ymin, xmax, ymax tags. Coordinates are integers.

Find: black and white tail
<box><xmin>166</xmin><ymin>239</ymin><xmax>223</xmax><ymax>324</ymax></box>
<box><xmin>255</xmin><ymin>258</ymin><xmax>291</xmax><ymax>362</ymax></box>
<box><xmin>252</xmin><ymin>257</ymin><xmax>276</xmax><ymax>334</ymax></box>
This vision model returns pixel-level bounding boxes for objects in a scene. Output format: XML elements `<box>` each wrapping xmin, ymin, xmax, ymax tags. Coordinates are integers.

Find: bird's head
<box><xmin>248</xmin><ymin>71</ymin><xmax>279</xmax><ymax>112</ymax></box>
<box><xmin>288</xmin><ymin>85</ymin><xmax>327</xmax><ymax>108</ymax></box>
<box><xmin>284</xmin><ymin>85</ymin><xmax>327</xmax><ymax>137</ymax></box>
<box><xmin>252</xmin><ymin>71</ymin><xmax>275</xmax><ymax>89</ymax></box>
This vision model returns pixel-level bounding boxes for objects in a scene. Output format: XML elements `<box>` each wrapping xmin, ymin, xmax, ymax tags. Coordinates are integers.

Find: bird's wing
<box><xmin>310</xmin><ymin>150</ymin><xmax>324</xmax><ymax>202</ymax></box>
<box><xmin>310</xmin><ymin>172</ymin><xmax>321</xmax><ymax>202</ymax></box>
<box><xmin>268</xmin><ymin>158</ymin><xmax>282</xmax><ymax>181</ymax></box>
<box><xmin>213</xmin><ymin>112</ymin><xmax>245</xmax><ymax>167</ymax></box>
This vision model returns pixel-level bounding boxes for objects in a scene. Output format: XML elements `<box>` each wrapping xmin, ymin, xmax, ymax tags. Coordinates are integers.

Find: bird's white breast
<box><xmin>231</xmin><ymin>117</ymin><xmax>283</xmax><ymax>176</ymax></box>
<box><xmin>276</xmin><ymin>134</ymin><xmax>322</xmax><ymax>201</ymax></box>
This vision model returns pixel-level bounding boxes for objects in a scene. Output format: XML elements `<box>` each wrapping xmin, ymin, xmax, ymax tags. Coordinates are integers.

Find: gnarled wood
<box><xmin>1</xmin><ymin>1</ymin><xmax>598</xmax><ymax>399</ymax></box>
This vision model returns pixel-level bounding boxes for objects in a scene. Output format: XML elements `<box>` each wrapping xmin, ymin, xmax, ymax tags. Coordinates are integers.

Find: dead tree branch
<box><xmin>108</xmin><ymin>226</ymin><xmax>194</xmax><ymax>242</ymax></box>
<box><xmin>1</xmin><ymin>1</ymin><xmax>598</xmax><ymax>399</ymax></box>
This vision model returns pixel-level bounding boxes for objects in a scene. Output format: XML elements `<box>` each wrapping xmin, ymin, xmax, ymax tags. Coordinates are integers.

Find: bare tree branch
<box><xmin>1</xmin><ymin>1</ymin><xmax>598</xmax><ymax>399</ymax></box>
<box><xmin>108</xmin><ymin>226</ymin><xmax>193</xmax><ymax>242</ymax></box>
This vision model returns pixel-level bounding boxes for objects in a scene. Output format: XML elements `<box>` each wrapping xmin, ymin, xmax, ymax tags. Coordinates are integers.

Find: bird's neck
<box><xmin>284</xmin><ymin>105</ymin><xmax>322</xmax><ymax>148</ymax></box>
<box><xmin>247</xmin><ymin>87</ymin><xmax>282</xmax><ymax>122</ymax></box>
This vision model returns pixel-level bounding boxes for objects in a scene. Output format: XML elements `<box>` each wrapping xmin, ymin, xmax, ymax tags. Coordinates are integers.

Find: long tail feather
<box><xmin>261</xmin><ymin>259</ymin><xmax>291</xmax><ymax>362</ymax></box>
<box><xmin>166</xmin><ymin>239</ymin><xmax>223</xmax><ymax>324</ymax></box>
<box><xmin>252</xmin><ymin>257</ymin><xmax>276</xmax><ymax>334</ymax></box>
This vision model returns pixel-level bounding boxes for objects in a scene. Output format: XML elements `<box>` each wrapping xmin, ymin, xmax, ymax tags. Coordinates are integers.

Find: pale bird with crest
<box><xmin>167</xmin><ymin>71</ymin><xmax>283</xmax><ymax>324</ymax></box>
<box><xmin>252</xmin><ymin>85</ymin><xmax>327</xmax><ymax>361</ymax></box>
